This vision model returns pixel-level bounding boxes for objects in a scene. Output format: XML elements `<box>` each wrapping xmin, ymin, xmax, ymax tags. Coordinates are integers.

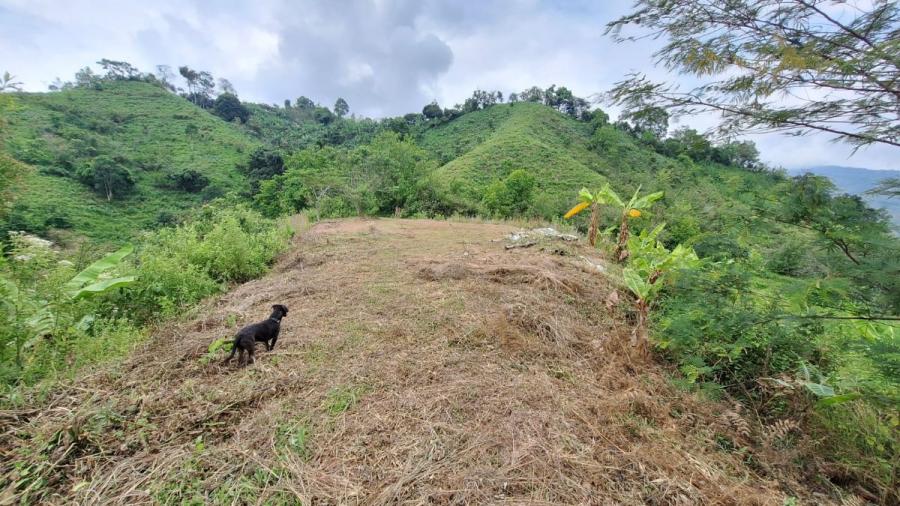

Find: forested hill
<box><xmin>1</xmin><ymin>81</ymin><xmax>257</xmax><ymax>242</ymax></box>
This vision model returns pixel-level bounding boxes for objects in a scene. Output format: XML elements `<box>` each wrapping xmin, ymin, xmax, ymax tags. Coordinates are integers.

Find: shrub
<box><xmin>119</xmin><ymin>203</ymin><xmax>291</xmax><ymax>320</ymax></box>
<box><xmin>77</xmin><ymin>155</ymin><xmax>135</xmax><ymax>201</ymax></box>
<box><xmin>481</xmin><ymin>169</ymin><xmax>535</xmax><ymax>217</ymax></box>
<box><xmin>212</xmin><ymin>93</ymin><xmax>250</xmax><ymax>123</ymax></box>
<box><xmin>166</xmin><ymin>169</ymin><xmax>209</xmax><ymax>193</ymax></box>
<box><xmin>0</xmin><ymin>203</ymin><xmax>292</xmax><ymax>386</ymax></box>
<box><xmin>655</xmin><ymin>262</ymin><xmax>822</xmax><ymax>387</ymax></box>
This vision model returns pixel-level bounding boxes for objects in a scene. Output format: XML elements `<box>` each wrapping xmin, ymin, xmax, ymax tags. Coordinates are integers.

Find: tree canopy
<box><xmin>213</xmin><ymin>93</ymin><xmax>250</xmax><ymax>123</ymax></box>
<box><xmin>606</xmin><ymin>0</ymin><xmax>900</xmax><ymax>149</ymax></box>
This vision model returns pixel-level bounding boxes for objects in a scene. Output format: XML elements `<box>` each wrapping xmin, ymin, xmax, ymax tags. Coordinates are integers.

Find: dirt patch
<box><xmin>0</xmin><ymin>218</ymin><xmax>845</xmax><ymax>505</ymax></box>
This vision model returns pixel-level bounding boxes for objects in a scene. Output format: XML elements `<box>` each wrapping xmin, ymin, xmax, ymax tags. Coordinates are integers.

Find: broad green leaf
<box><xmin>647</xmin><ymin>222</ymin><xmax>666</xmax><ymax>241</ymax></box>
<box><xmin>632</xmin><ymin>191</ymin><xmax>665</xmax><ymax>209</ymax></box>
<box><xmin>804</xmin><ymin>382</ymin><xmax>835</xmax><ymax>398</ymax></box>
<box><xmin>65</xmin><ymin>244</ymin><xmax>134</xmax><ymax>294</ymax></box>
<box><xmin>71</xmin><ymin>275</ymin><xmax>137</xmax><ymax>300</ymax></box>
<box><xmin>595</xmin><ymin>183</ymin><xmax>624</xmax><ymax>207</ymax></box>
<box><xmin>625</xmin><ymin>185</ymin><xmax>646</xmax><ymax>210</ymax></box>
<box><xmin>577</xmin><ymin>188</ymin><xmax>594</xmax><ymax>203</ymax></box>
<box><xmin>623</xmin><ymin>267</ymin><xmax>650</xmax><ymax>299</ymax></box>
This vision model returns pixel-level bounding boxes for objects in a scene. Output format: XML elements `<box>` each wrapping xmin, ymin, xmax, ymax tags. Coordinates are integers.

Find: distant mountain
<box><xmin>789</xmin><ymin>165</ymin><xmax>900</xmax><ymax>226</ymax></box>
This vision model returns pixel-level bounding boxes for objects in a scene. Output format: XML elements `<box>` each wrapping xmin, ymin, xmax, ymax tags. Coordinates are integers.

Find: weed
<box><xmin>325</xmin><ymin>385</ymin><xmax>367</xmax><ymax>415</ymax></box>
<box><xmin>276</xmin><ymin>419</ymin><xmax>312</xmax><ymax>460</ymax></box>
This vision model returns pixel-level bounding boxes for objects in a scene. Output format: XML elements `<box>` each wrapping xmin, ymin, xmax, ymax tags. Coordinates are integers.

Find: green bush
<box><xmin>655</xmin><ymin>262</ymin><xmax>822</xmax><ymax>387</ymax></box>
<box><xmin>481</xmin><ymin>169</ymin><xmax>535</xmax><ymax>217</ymax></box>
<box><xmin>120</xmin><ymin>203</ymin><xmax>291</xmax><ymax>320</ymax></box>
<box><xmin>0</xmin><ymin>202</ymin><xmax>291</xmax><ymax>388</ymax></box>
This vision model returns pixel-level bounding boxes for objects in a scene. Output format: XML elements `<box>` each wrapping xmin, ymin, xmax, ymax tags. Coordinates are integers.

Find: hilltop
<box><xmin>1</xmin><ymin>81</ymin><xmax>258</xmax><ymax>242</ymax></box>
<box><xmin>419</xmin><ymin>102</ymin><xmax>606</xmax><ymax>214</ymax></box>
<box><xmin>0</xmin><ymin>218</ymin><xmax>837</xmax><ymax>504</ymax></box>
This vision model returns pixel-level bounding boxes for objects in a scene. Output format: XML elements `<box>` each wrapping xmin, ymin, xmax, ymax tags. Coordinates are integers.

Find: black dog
<box><xmin>224</xmin><ymin>304</ymin><xmax>288</xmax><ymax>367</ymax></box>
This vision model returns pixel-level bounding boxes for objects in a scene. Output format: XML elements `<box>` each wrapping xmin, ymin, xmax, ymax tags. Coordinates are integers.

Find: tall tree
<box><xmin>217</xmin><ymin>77</ymin><xmax>236</xmax><ymax>96</ymax></box>
<box><xmin>213</xmin><ymin>93</ymin><xmax>250</xmax><ymax>123</ymax></box>
<box><xmin>334</xmin><ymin>97</ymin><xmax>349</xmax><ymax>118</ymax></box>
<box><xmin>96</xmin><ymin>59</ymin><xmax>140</xmax><ymax>80</ymax></box>
<box><xmin>295</xmin><ymin>96</ymin><xmax>315</xmax><ymax>110</ymax></box>
<box><xmin>178</xmin><ymin>66</ymin><xmax>199</xmax><ymax>96</ymax></box>
<box><xmin>0</xmin><ymin>71</ymin><xmax>23</xmax><ymax>92</ymax></box>
<box><xmin>77</xmin><ymin>156</ymin><xmax>135</xmax><ymax>201</ymax></box>
<box><xmin>606</xmin><ymin>0</ymin><xmax>900</xmax><ymax>149</ymax></box>
<box><xmin>623</xmin><ymin>105</ymin><xmax>669</xmax><ymax>139</ymax></box>
<box><xmin>422</xmin><ymin>101</ymin><xmax>443</xmax><ymax>120</ymax></box>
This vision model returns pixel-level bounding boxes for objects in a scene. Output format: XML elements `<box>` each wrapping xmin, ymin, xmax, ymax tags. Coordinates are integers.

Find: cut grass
<box><xmin>0</xmin><ymin>218</ymin><xmax>847</xmax><ymax>504</ymax></box>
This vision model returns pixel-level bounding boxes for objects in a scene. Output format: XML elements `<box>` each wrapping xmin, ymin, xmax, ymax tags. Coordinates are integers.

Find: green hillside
<box><xmin>418</xmin><ymin>102</ymin><xmax>606</xmax><ymax>214</ymax></box>
<box><xmin>0</xmin><ymin>83</ymin><xmax>897</xmax><ymax>502</ymax></box>
<box><xmin>242</xmin><ymin>102</ymin><xmax>326</xmax><ymax>151</ymax></box>
<box><xmin>1</xmin><ymin>81</ymin><xmax>258</xmax><ymax>242</ymax></box>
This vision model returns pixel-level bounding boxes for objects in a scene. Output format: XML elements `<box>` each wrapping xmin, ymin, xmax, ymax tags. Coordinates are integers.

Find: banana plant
<box><xmin>563</xmin><ymin>188</ymin><xmax>604</xmax><ymax>246</ymax></box>
<box><xmin>622</xmin><ymin>224</ymin><xmax>698</xmax><ymax>344</ymax></box>
<box><xmin>564</xmin><ymin>183</ymin><xmax>664</xmax><ymax>261</ymax></box>
<box><xmin>18</xmin><ymin>244</ymin><xmax>137</xmax><ymax>358</ymax></box>
<box><xmin>64</xmin><ymin>244</ymin><xmax>136</xmax><ymax>299</ymax></box>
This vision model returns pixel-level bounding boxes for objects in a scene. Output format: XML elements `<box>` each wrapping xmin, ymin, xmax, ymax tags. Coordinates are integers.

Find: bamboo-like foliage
<box><xmin>606</xmin><ymin>0</ymin><xmax>900</xmax><ymax>149</ymax></box>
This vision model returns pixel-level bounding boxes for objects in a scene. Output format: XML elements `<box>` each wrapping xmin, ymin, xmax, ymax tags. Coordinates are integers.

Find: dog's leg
<box><xmin>248</xmin><ymin>347</ymin><xmax>256</xmax><ymax>365</ymax></box>
<box><xmin>223</xmin><ymin>344</ymin><xmax>237</xmax><ymax>365</ymax></box>
<box><xmin>238</xmin><ymin>348</ymin><xmax>246</xmax><ymax>367</ymax></box>
<box><xmin>270</xmin><ymin>329</ymin><xmax>280</xmax><ymax>351</ymax></box>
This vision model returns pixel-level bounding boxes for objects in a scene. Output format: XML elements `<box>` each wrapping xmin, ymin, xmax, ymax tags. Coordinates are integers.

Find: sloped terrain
<box><xmin>1</xmin><ymin>219</ymin><xmax>838</xmax><ymax>504</ymax></box>
<box><xmin>2</xmin><ymin>81</ymin><xmax>258</xmax><ymax>242</ymax></box>
<box><xmin>419</xmin><ymin>103</ymin><xmax>607</xmax><ymax>213</ymax></box>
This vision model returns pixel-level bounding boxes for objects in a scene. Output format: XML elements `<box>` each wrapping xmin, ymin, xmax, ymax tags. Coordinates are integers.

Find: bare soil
<box><xmin>1</xmin><ymin>218</ymin><xmax>840</xmax><ymax>505</ymax></box>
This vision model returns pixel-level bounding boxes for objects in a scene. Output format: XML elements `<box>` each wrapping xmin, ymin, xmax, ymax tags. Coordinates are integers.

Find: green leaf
<box><xmin>595</xmin><ymin>183</ymin><xmax>624</xmax><ymax>207</ymax></box>
<box><xmin>625</xmin><ymin>185</ymin><xmax>642</xmax><ymax>210</ymax></box>
<box><xmin>632</xmin><ymin>190</ymin><xmax>665</xmax><ymax>209</ymax></box>
<box><xmin>65</xmin><ymin>244</ymin><xmax>134</xmax><ymax>295</ymax></box>
<box><xmin>71</xmin><ymin>275</ymin><xmax>136</xmax><ymax>300</ymax></box>
<box><xmin>24</xmin><ymin>306</ymin><xmax>55</xmax><ymax>348</ymax></box>
<box><xmin>577</xmin><ymin>187</ymin><xmax>594</xmax><ymax>203</ymax></box>
<box><xmin>804</xmin><ymin>382</ymin><xmax>835</xmax><ymax>398</ymax></box>
<box><xmin>0</xmin><ymin>277</ymin><xmax>18</xmax><ymax>321</ymax></box>
<box><xmin>207</xmin><ymin>336</ymin><xmax>233</xmax><ymax>354</ymax></box>
<box><xmin>623</xmin><ymin>267</ymin><xmax>650</xmax><ymax>299</ymax></box>
<box><xmin>816</xmin><ymin>393</ymin><xmax>861</xmax><ymax>407</ymax></box>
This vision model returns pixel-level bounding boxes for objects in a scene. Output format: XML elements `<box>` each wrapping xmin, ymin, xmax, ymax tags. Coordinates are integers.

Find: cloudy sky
<box><xmin>1</xmin><ymin>0</ymin><xmax>896</xmax><ymax>170</ymax></box>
